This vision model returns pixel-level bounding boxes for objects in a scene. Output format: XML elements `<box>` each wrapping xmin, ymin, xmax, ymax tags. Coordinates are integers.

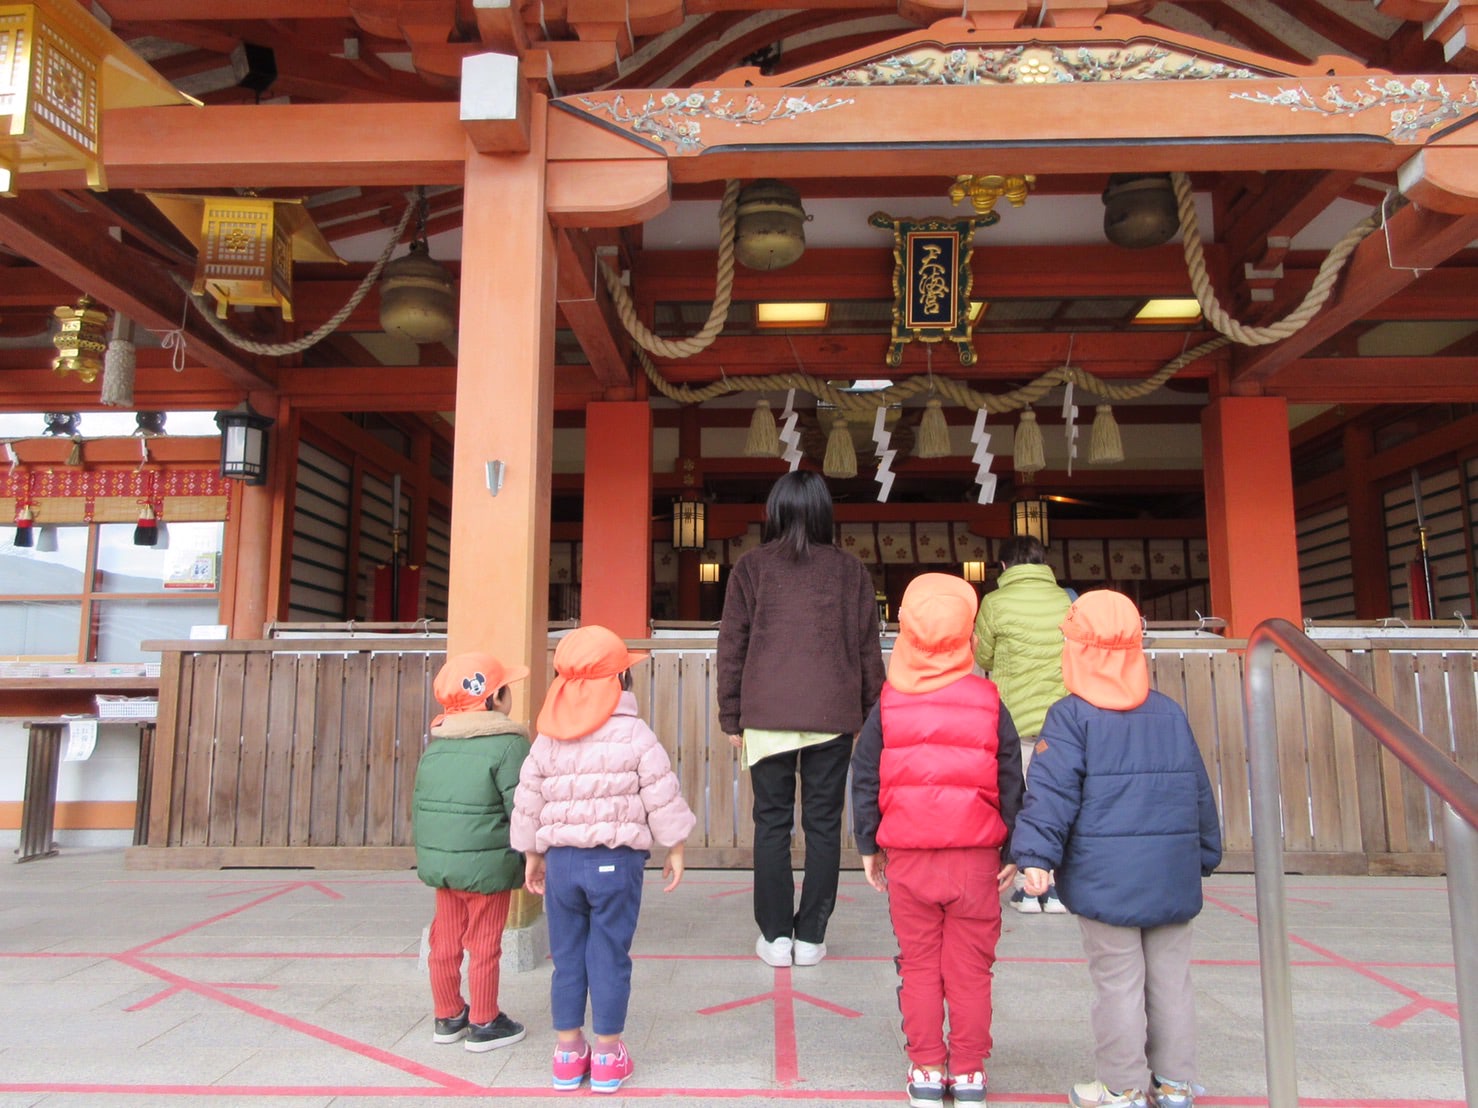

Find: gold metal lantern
<box><xmin>0</xmin><ymin>1</ymin><xmax>198</xmax><ymax>195</ymax></box>
<box><xmin>51</xmin><ymin>294</ymin><xmax>108</xmax><ymax>382</ymax></box>
<box><xmin>144</xmin><ymin>193</ymin><xmax>344</xmax><ymax>321</ymax></box>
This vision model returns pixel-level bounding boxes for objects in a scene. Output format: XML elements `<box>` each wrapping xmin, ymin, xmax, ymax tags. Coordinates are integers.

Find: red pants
<box><xmin>885</xmin><ymin>847</ymin><xmax>1003</xmax><ymax>1074</ymax></box>
<box><xmin>428</xmin><ymin>887</ymin><xmax>512</xmax><ymax>1024</ymax></box>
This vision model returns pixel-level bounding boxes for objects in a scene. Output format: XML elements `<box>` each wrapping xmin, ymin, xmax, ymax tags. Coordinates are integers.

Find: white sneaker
<box><xmin>793</xmin><ymin>940</ymin><xmax>826</xmax><ymax>966</ymax></box>
<box><xmin>1070</xmin><ymin>1080</ymin><xmax>1147</xmax><ymax>1108</ymax></box>
<box><xmin>755</xmin><ymin>934</ymin><xmax>793</xmax><ymax>966</ymax></box>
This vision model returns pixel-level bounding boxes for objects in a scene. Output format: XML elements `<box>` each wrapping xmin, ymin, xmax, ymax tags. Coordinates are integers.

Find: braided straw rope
<box><xmin>599</xmin><ymin>178</ymin><xmax>741</xmax><ymax>359</ymax></box>
<box><xmin>169</xmin><ymin>196</ymin><xmax>418</xmax><ymax>357</ymax></box>
<box><xmin>620</xmin><ymin>171</ymin><xmax>1381</xmax><ymax>415</ymax></box>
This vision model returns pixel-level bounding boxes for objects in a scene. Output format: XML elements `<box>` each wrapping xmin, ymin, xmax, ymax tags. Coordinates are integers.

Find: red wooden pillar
<box><xmin>446</xmin><ymin>100</ymin><xmax>556</xmax><ymax>720</ymax></box>
<box><xmin>581</xmin><ymin>401</ymin><xmax>653</xmax><ymax>638</ymax></box>
<box><xmin>1202</xmin><ymin>396</ymin><xmax>1302</xmax><ymax>637</ymax></box>
<box><xmin>226</xmin><ymin>390</ymin><xmax>283</xmax><ymax>638</ymax></box>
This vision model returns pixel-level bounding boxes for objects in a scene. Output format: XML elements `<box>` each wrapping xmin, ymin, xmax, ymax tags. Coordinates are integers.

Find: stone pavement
<box><xmin>0</xmin><ymin>850</ymin><xmax>1465</xmax><ymax>1107</ymax></box>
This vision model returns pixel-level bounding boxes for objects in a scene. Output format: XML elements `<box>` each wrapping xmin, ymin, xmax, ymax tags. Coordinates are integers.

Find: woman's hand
<box><xmin>726</xmin><ymin>733</ymin><xmax>743</xmax><ymax>749</ymax></box>
<box><xmin>1022</xmin><ymin>866</ymin><xmax>1051</xmax><ymax>897</ymax></box>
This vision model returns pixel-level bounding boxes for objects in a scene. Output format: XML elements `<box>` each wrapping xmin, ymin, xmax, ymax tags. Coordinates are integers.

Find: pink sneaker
<box><xmin>552</xmin><ymin>1039</ymin><xmax>590</xmax><ymax>1090</ymax></box>
<box><xmin>590</xmin><ymin>1041</ymin><xmax>634</xmax><ymax>1094</ymax></box>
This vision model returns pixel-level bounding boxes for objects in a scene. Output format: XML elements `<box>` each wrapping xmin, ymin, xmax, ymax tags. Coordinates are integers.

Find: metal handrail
<box><xmin>1245</xmin><ymin>618</ymin><xmax>1478</xmax><ymax>1108</ymax></box>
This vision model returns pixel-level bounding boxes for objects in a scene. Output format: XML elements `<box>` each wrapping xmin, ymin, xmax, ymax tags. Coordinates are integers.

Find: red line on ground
<box><xmin>770</xmin><ymin>968</ymin><xmax>800</xmax><ymax>1087</ymax></box>
<box><xmin>0</xmin><ymin>1085</ymin><xmax>1463</xmax><ymax>1105</ymax></box>
<box><xmin>114</xmin><ymin>953</ymin><xmax>485</xmax><ymax>1093</ymax></box>
<box><xmin>122</xmin><ymin>884</ymin><xmax>304</xmax><ymax>956</ymax></box>
<box><xmin>1202</xmin><ymin>893</ymin><xmax>1457</xmax><ymax>1026</ymax></box>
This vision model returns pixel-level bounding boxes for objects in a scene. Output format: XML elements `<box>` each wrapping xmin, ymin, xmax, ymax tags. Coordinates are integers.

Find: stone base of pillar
<box><xmin>500</xmin><ymin>914</ymin><xmax>549</xmax><ymax>973</ymax></box>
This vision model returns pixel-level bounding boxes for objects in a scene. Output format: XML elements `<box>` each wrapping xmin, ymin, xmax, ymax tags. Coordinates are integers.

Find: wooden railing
<box><xmin>127</xmin><ymin>633</ymin><xmax>1478</xmax><ymax>873</ymax></box>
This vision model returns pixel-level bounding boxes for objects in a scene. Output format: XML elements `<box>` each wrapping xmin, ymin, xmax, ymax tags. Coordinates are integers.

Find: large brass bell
<box><xmin>1102</xmin><ymin>173</ymin><xmax>1178</xmax><ymax>249</ymax></box>
<box><xmin>734</xmin><ymin>179</ymin><xmax>809</xmax><ymax>271</ymax></box>
<box><xmin>379</xmin><ymin>240</ymin><xmax>457</xmax><ymax>344</ymax></box>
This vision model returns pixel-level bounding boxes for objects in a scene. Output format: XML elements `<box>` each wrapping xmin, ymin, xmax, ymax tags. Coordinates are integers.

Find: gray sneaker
<box><xmin>1150</xmin><ymin>1075</ymin><xmax>1203</xmax><ymax>1107</ymax></box>
<box><xmin>907</xmin><ymin>1065</ymin><xmax>946</xmax><ymax>1107</ymax></box>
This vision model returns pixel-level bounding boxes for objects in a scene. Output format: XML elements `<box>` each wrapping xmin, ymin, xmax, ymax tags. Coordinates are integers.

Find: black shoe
<box><xmin>433</xmin><ymin>1005</ymin><xmax>469</xmax><ymax>1043</ymax></box>
<box><xmin>466</xmin><ymin>1011</ymin><xmax>526</xmax><ymax>1052</ymax></box>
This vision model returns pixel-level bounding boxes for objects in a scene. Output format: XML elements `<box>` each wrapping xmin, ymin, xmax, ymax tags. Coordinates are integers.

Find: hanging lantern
<box><xmin>214</xmin><ymin>400</ymin><xmax>273</xmax><ymax>485</ymax></box>
<box><xmin>379</xmin><ymin>188</ymin><xmax>456</xmax><ymax>344</ymax></box>
<box><xmin>144</xmin><ymin>192</ymin><xmax>343</xmax><ymax>321</ymax></box>
<box><xmin>672</xmin><ymin>499</ymin><xmax>706</xmax><ymax>551</ymax></box>
<box><xmin>734</xmin><ymin>179</ymin><xmax>809</xmax><ymax>271</ymax></box>
<box><xmin>1012</xmin><ymin>496</ymin><xmax>1049</xmax><ymax>547</ymax></box>
<box><xmin>0</xmin><ymin>1</ymin><xmax>199</xmax><ymax>196</ymax></box>
<box><xmin>51</xmin><ymin>295</ymin><xmax>108</xmax><ymax>382</ymax></box>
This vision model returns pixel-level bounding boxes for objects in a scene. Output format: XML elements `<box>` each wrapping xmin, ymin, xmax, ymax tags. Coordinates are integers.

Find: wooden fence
<box><xmin>126</xmin><ymin>634</ymin><xmax>1478</xmax><ymax>874</ymax></box>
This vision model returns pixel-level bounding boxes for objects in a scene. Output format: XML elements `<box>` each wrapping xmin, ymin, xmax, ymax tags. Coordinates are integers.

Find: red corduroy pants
<box><xmin>428</xmin><ymin>887</ymin><xmax>512</xmax><ymax>1024</ymax></box>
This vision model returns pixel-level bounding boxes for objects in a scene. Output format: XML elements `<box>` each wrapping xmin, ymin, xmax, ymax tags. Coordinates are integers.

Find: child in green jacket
<box><xmin>413</xmin><ymin>652</ymin><xmax>532</xmax><ymax>1053</ymax></box>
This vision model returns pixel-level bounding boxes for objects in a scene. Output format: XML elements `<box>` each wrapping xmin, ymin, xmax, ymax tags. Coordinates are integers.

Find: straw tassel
<box><xmin>916</xmin><ymin>398</ymin><xmax>951</xmax><ymax>458</ymax></box>
<box><xmin>744</xmin><ymin>399</ymin><xmax>779</xmax><ymax>457</ymax></box>
<box><xmin>823</xmin><ymin>416</ymin><xmax>857</xmax><ymax>478</ymax></box>
<box><xmin>101</xmin><ymin>314</ymin><xmax>137</xmax><ymax>408</ymax></box>
<box><xmin>1089</xmin><ymin>403</ymin><xmax>1124</xmax><ymax>464</ymax></box>
<box><xmin>1014</xmin><ymin>408</ymin><xmax>1045</xmax><ymax>475</ymax></box>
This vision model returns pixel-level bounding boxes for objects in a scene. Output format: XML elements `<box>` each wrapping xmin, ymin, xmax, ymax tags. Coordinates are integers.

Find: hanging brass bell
<box><xmin>1102</xmin><ymin>173</ymin><xmax>1178</xmax><ymax>249</ymax></box>
<box><xmin>734</xmin><ymin>179</ymin><xmax>809</xmax><ymax>271</ymax></box>
<box><xmin>379</xmin><ymin>240</ymin><xmax>457</xmax><ymax>344</ymax></box>
<box><xmin>51</xmin><ymin>296</ymin><xmax>109</xmax><ymax>382</ymax></box>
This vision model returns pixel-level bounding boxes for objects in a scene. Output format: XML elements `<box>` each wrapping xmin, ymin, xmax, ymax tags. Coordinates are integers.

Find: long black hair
<box><xmin>761</xmin><ymin>470</ymin><xmax>834</xmax><ymax>559</ymax></box>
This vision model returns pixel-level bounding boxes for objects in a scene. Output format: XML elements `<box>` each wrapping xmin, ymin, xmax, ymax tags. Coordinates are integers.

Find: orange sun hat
<box><xmin>887</xmin><ymin>572</ymin><xmax>980</xmax><ymax>695</ymax></box>
<box><xmin>536</xmin><ymin>625</ymin><xmax>650</xmax><ymax>740</ymax></box>
<box><xmin>1059</xmin><ymin>589</ymin><xmax>1150</xmax><ymax>710</ymax></box>
<box><xmin>430</xmin><ymin>652</ymin><xmax>530</xmax><ymax>728</ymax></box>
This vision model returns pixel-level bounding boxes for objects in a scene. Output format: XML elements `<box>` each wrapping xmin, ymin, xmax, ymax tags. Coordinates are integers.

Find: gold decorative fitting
<box><xmin>0</xmin><ymin>1</ymin><xmax>198</xmax><ymax>196</ymax></box>
<box><xmin>144</xmin><ymin>193</ymin><xmax>344</xmax><ymax>321</ymax></box>
<box><xmin>949</xmin><ymin>174</ymin><xmax>1036</xmax><ymax>217</ymax></box>
<box><xmin>51</xmin><ymin>295</ymin><xmax>108</xmax><ymax>382</ymax></box>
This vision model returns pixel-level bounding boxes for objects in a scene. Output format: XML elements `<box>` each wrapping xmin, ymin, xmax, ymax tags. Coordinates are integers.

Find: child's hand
<box><xmin>524</xmin><ymin>854</ymin><xmax>546</xmax><ymax>896</ymax></box>
<box><xmin>861</xmin><ymin>852</ymin><xmax>887</xmax><ymax>892</ymax></box>
<box><xmin>662</xmin><ymin>843</ymin><xmax>686</xmax><ymax>892</ymax></box>
<box><xmin>996</xmin><ymin>862</ymin><xmax>1018</xmax><ymax>892</ymax></box>
<box><xmin>1022</xmin><ymin>866</ymin><xmax>1051</xmax><ymax>896</ymax></box>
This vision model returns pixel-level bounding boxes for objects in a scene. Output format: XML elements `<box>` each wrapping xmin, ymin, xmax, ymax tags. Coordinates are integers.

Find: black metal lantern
<box><xmin>214</xmin><ymin>401</ymin><xmax>273</xmax><ymax>485</ymax></box>
<box><xmin>1012</xmin><ymin>496</ymin><xmax>1049</xmax><ymax>547</ymax></box>
<box><xmin>672</xmin><ymin>499</ymin><xmax>706</xmax><ymax>551</ymax></box>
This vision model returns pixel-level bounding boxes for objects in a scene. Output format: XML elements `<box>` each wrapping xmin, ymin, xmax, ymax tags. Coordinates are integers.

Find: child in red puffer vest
<box><xmin>850</xmin><ymin>572</ymin><xmax>1025</xmax><ymax>1108</ymax></box>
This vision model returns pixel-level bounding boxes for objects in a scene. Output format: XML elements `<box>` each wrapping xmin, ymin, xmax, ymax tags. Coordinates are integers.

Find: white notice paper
<box><xmin>64</xmin><ymin>718</ymin><xmax>98</xmax><ymax>762</ymax></box>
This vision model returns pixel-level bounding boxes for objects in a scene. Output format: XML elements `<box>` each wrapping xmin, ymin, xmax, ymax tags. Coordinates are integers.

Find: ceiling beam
<box><xmin>1230</xmin><ymin>203</ymin><xmax>1478</xmax><ymax>392</ymax></box>
<box><xmin>0</xmin><ymin>192</ymin><xmax>272</xmax><ymax>390</ymax></box>
<box><xmin>1261</xmin><ymin>357</ymin><xmax>1478</xmax><ymax>403</ymax></box>
<box><xmin>555</xmin><ymin>228</ymin><xmax>632</xmax><ymax>391</ymax></box>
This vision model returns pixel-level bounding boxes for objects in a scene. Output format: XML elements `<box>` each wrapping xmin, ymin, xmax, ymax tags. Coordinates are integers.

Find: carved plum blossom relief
<box><xmin>574</xmin><ymin>90</ymin><xmax>854</xmax><ymax>152</ymax></box>
<box><xmin>1231</xmin><ymin>77</ymin><xmax>1478</xmax><ymax>140</ymax></box>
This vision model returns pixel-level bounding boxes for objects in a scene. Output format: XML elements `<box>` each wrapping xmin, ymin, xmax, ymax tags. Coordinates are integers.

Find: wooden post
<box><xmin>1202</xmin><ymin>395</ymin><xmax>1302</xmax><ymax>637</ymax></box>
<box><xmin>581</xmin><ymin>402</ymin><xmax>653</xmax><ymax>638</ymax></box>
<box><xmin>445</xmin><ymin>101</ymin><xmax>556</xmax><ymax>723</ymax></box>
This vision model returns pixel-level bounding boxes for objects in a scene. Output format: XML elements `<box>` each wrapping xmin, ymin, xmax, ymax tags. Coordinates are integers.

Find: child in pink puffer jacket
<box><xmin>510</xmin><ymin>624</ymin><xmax>696</xmax><ymax>1095</ymax></box>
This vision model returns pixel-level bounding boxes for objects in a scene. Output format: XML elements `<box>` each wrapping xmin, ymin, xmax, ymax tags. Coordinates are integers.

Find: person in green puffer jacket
<box><xmin>413</xmin><ymin>652</ymin><xmax>532</xmax><ymax>1054</ymax></box>
<box><xmin>973</xmin><ymin>534</ymin><xmax>1074</xmax><ymax>914</ymax></box>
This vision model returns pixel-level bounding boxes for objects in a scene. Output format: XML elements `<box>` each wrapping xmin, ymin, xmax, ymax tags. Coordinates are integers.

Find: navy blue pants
<box><xmin>544</xmin><ymin>845</ymin><xmax>647</xmax><ymax>1036</ymax></box>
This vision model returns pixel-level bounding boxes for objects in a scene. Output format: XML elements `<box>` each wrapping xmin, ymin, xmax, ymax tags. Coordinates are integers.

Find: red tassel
<box><xmin>133</xmin><ymin>503</ymin><xmax>159</xmax><ymax>547</ymax></box>
<box><xmin>13</xmin><ymin>504</ymin><xmax>34</xmax><ymax>548</ymax></box>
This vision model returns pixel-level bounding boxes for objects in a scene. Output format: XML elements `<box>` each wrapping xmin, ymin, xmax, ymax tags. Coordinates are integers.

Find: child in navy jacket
<box><xmin>1012</xmin><ymin>590</ymin><xmax>1222</xmax><ymax>1108</ymax></box>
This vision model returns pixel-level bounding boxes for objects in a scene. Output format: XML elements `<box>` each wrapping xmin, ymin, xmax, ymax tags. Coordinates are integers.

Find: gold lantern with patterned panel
<box><xmin>0</xmin><ymin>2</ymin><xmax>198</xmax><ymax>195</ymax></box>
<box><xmin>144</xmin><ymin>193</ymin><xmax>344</xmax><ymax>321</ymax></box>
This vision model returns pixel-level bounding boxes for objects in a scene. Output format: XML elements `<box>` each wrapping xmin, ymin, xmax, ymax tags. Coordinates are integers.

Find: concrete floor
<box><xmin>0</xmin><ymin>850</ymin><xmax>1466</xmax><ymax>1107</ymax></box>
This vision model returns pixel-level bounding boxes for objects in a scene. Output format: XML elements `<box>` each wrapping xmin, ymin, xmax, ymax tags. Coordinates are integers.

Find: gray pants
<box><xmin>1077</xmin><ymin>915</ymin><xmax>1197</xmax><ymax>1093</ymax></box>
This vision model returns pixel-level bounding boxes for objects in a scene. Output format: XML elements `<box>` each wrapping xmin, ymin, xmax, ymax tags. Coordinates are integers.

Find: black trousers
<box><xmin>748</xmin><ymin>733</ymin><xmax>852</xmax><ymax>944</ymax></box>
